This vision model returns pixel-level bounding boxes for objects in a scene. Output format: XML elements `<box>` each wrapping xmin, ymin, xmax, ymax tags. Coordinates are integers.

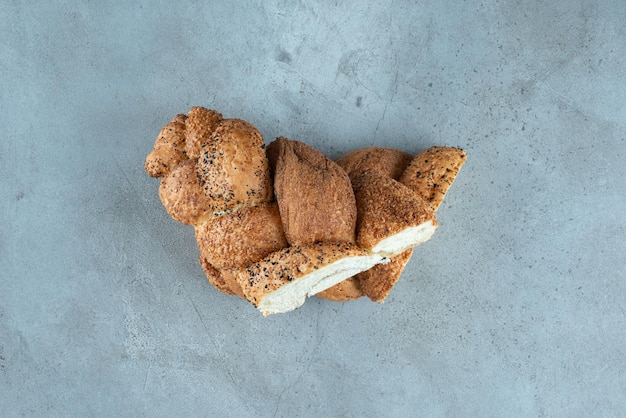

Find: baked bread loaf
<box><xmin>145</xmin><ymin>106</ymin><xmax>466</xmax><ymax>315</ymax></box>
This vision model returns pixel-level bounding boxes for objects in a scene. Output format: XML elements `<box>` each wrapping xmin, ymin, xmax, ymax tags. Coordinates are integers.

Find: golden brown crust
<box><xmin>185</xmin><ymin>107</ymin><xmax>223</xmax><ymax>159</ymax></box>
<box><xmin>351</xmin><ymin>170</ymin><xmax>437</xmax><ymax>252</ymax></box>
<box><xmin>399</xmin><ymin>146</ymin><xmax>467</xmax><ymax>211</ymax></box>
<box><xmin>336</xmin><ymin>147</ymin><xmax>413</xmax><ymax>180</ymax></box>
<box><xmin>145</xmin><ymin>121</ymin><xmax>188</xmax><ymax>178</ymax></box>
<box><xmin>199</xmin><ymin>255</ymin><xmax>234</xmax><ymax>295</ymax></box>
<box><xmin>356</xmin><ymin>248</ymin><xmax>413</xmax><ymax>302</ymax></box>
<box><xmin>315</xmin><ymin>277</ymin><xmax>364</xmax><ymax>302</ymax></box>
<box><xmin>196</xmin><ymin>119</ymin><xmax>273</xmax><ymax>213</ymax></box>
<box><xmin>158</xmin><ymin>158</ymin><xmax>216</xmax><ymax>225</ymax></box>
<box><xmin>269</xmin><ymin>137</ymin><xmax>357</xmax><ymax>246</ymax></box>
<box><xmin>236</xmin><ymin>242</ymin><xmax>374</xmax><ymax>307</ymax></box>
<box><xmin>194</xmin><ymin>202</ymin><xmax>288</xmax><ymax>271</ymax></box>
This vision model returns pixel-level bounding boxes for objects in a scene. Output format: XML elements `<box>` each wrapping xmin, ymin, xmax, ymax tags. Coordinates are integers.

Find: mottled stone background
<box><xmin>1</xmin><ymin>1</ymin><xmax>625</xmax><ymax>416</ymax></box>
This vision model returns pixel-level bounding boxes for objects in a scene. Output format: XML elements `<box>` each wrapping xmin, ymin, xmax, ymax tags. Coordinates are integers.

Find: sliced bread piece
<box><xmin>236</xmin><ymin>242</ymin><xmax>387</xmax><ymax>316</ymax></box>
<box><xmin>352</xmin><ymin>170</ymin><xmax>437</xmax><ymax>257</ymax></box>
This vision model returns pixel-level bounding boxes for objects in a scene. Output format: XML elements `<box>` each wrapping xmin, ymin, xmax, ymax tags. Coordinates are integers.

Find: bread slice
<box><xmin>145</xmin><ymin>117</ymin><xmax>188</xmax><ymax>178</ymax></box>
<box><xmin>335</xmin><ymin>146</ymin><xmax>413</xmax><ymax>180</ymax></box>
<box><xmin>352</xmin><ymin>170</ymin><xmax>437</xmax><ymax>257</ymax></box>
<box><xmin>158</xmin><ymin>158</ymin><xmax>216</xmax><ymax>225</ymax></box>
<box><xmin>196</xmin><ymin>119</ymin><xmax>273</xmax><ymax>214</ymax></box>
<box><xmin>268</xmin><ymin>137</ymin><xmax>357</xmax><ymax>245</ymax></box>
<box><xmin>236</xmin><ymin>242</ymin><xmax>387</xmax><ymax>316</ymax></box>
<box><xmin>399</xmin><ymin>146</ymin><xmax>467</xmax><ymax>211</ymax></box>
<box><xmin>185</xmin><ymin>106</ymin><xmax>222</xmax><ymax>159</ymax></box>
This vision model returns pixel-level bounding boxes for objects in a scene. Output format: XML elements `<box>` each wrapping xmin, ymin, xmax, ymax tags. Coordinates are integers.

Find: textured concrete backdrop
<box><xmin>1</xmin><ymin>1</ymin><xmax>625</xmax><ymax>416</ymax></box>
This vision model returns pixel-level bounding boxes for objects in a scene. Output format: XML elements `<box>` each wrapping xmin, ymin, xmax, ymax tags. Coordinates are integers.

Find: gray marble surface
<box><xmin>1</xmin><ymin>1</ymin><xmax>625</xmax><ymax>416</ymax></box>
